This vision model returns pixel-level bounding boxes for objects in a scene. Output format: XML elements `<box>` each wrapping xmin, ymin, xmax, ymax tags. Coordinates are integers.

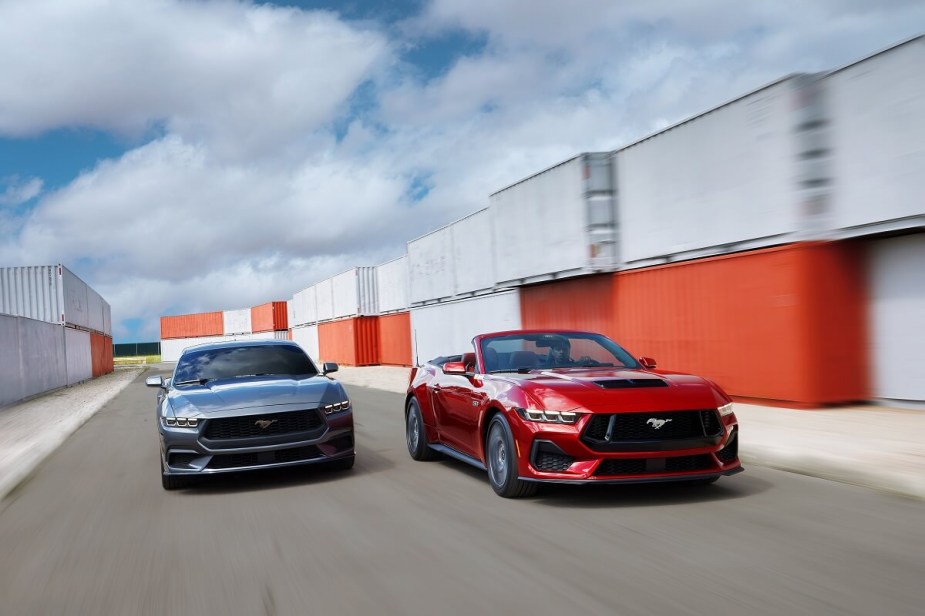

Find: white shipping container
<box><xmin>316</xmin><ymin>279</ymin><xmax>334</xmax><ymax>322</ymax></box>
<box><xmin>409</xmin><ymin>290</ymin><xmax>521</xmax><ymax>365</ymax></box>
<box><xmin>827</xmin><ymin>37</ymin><xmax>925</xmax><ymax>233</ymax></box>
<box><xmin>289</xmin><ymin>285</ymin><xmax>318</xmax><ymax>327</ymax></box>
<box><xmin>451</xmin><ymin>208</ymin><xmax>496</xmax><ymax>296</ymax></box>
<box><xmin>869</xmin><ymin>233</ymin><xmax>925</xmax><ymax>405</ymax></box>
<box><xmin>376</xmin><ymin>255</ymin><xmax>410</xmax><ymax>314</ymax></box>
<box><xmin>0</xmin><ymin>265</ymin><xmax>111</xmax><ymax>335</ymax></box>
<box><xmin>408</xmin><ymin>225</ymin><xmax>455</xmax><ymax>304</ymax></box>
<box><xmin>159</xmin><ymin>332</ymin><xmax>277</xmax><ymax>362</ymax></box>
<box><xmin>332</xmin><ymin>267</ymin><xmax>378</xmax><ymax>319</ymax></box>
<box><xmin>290</xmin><ymin>324</ymin><xmax>320</xmax><ymax>364</ymax></box>
<box><xmin>64</xmin><ymin>327</ymin><xmax>92</xmax><ymax>386</ymax></box>
<box><xmin>491</xmin><ymin>153</ymin><xmax>616</xmax><ymax>285</ymax></box>
<box><xmin>222</xmin><ymin>309</ymin><xmax>252</xmax><ymax>335</ymax></box>
<box><xmin>616</xmin><ymin>77</ymin><xmax>810</xmax><ymax>264</ymax></box>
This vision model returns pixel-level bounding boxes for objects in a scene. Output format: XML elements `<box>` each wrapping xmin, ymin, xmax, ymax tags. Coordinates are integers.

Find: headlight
<box><xmin>163</xmin><ymin>417</ymin><xmax>199</xmax><ymax>428</ymax></box>
<box><xmin>515</xmin><ymin>407</ymin><xmax>580</xmax><ymax>424</ymax></box>
<box><xmin>718</xmin><ymin>403</ymin><xmax>734</xmax><ymax>417</ymax></box>
<box><xmin>323</xmin><ymin>400</ymin><xmax>351</xmax><ymax>415</ymax></box>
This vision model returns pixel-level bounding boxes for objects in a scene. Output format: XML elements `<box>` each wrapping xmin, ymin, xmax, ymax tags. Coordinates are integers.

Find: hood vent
<box><xmin>594</xmin><ymin>378</ymin><xmax>668</xmax><ymax>389</ymax></box>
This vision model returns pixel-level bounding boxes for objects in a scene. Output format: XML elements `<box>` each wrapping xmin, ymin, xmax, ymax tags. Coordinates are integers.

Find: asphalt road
<box><xmin>0</xmin><ymin>368</ymin><xmax>922</xmax><ymax>615</ymax></box>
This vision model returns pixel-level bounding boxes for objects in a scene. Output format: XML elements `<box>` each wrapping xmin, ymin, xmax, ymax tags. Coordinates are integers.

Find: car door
<box><xmin>432</xmin><ymin>358</ymin><xmax>490</xmax><ymax>458</ymax></box>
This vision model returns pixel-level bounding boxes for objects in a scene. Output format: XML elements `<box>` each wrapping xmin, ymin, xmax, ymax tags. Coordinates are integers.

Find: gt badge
<box><xmin>646</xmin><ymin>418</ymin><xmax>672</xmax><ymax>430</ymax></box>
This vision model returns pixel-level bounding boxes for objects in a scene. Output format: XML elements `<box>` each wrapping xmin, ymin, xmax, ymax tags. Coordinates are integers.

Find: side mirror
<box><xmin>322</xmin><ymin>362</ymin><xmax>339</xmax><ymax>375</ymax></box>
<box><xmin>443</xmin><ymin>361</ymin><xmax>468</xmax><ymax>375</ymax></box>
<box><xmin>145</xmin><ymin>376</ymin><xmax>165</xmax><ymax>388</ymax></box>
<box><xmin>639</xmin><ymin>357</ymin><xmax>657</xmax><ymax>370</ymax></box>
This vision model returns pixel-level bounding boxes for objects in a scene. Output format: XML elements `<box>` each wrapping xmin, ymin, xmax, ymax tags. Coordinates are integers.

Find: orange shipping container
<box><xmin>251</xmin><ymin>301</ymin><xmax>288</xmax><ymax>332</ymax></box>
<box><xmin>318</xmin><ymin>317</ymin><xmax>380</xmax><ymax>366</ymax></box>
<box><xmin>90</xmin><ymin>332</ymin><xmax>114</xmax><ymax>377</ymax></box>
<box><xmin>160</xmin><ymin>312</ymin><xmax>223</xmax><ymax>339</ymax></box>
<box><xmin>610</xmin><ymin>242</ymin><xmax>868</xmax><ymax>406</ymax></box>
<box><xmin>520</xmin><ymin>274</ymin><xmax>615</xmax><ymax>333</ymax></box>
<box><xmin>378</xmin><ymin>312</ymin><xmax>412</xmax><ymax>366</ymax></box>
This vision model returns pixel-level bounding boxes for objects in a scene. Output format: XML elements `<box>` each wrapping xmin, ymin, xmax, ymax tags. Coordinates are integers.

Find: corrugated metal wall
<box><xmin>316</xmin><ymin>279</ymin><xmax>334</xmax><ymax>322</ymax></box>
<box><xmin>332</xmin><ymin>268</ymin><xmax>378</xmax><ymax>319</ymax></box>
<box><xmin>376</xmin><ymin>256</ymin><xmax>410</xmax><ymax>314</ymax></box>
<box><xmin>378</xmin><ymin>312</ymin><xmax>412</xmax><ymax>366</ymax></box>
<box><xmin>520</xmin><ymin>274</ymin><xmax>615</xmax><ymax>333</ymax></box>
<box><xmin>90</xmin><ymin>332</ymin><xmax>114</xmax><ymax>377</ymax></box>
<box><xmin>223</xmin><ymin>309</ymin><xmax>252</xmax><ymax>335</ymax></box>
<box><xmin>318</xmin><ymin>317</ymin><xmax>380</xmax><ymax>366</ymax></box>
<box><xmin>64</xmin><ymin>328</ymin><xmax>92</xmax><ymax>385</ymax></box>
<box><xmin>160</xmin><ymin>312</ymin><xmax>224</xmax><ymax>339</ymax></box>
<box><xmin>0</xmin><ymin>266</ymin><xmax>63</xmax><ymax>324</ymax></box>
<box><xmin>290</xmin><ymin>285</ymin><xmax>318</xmax><ymax>327</ymax></box>
<box><xmin>610</xmin><ymin>243</ymin><xmax>867</xmax><ymax>406</ymax></box>
<box><xmin>290</xmin><ymin>324</ymin><xmax>320</xmax><ymax>364</ymax></box>
<box><xmin>251</xmin><ymin>301</ymin><xmax>288</xmax><ymax>332</ymax></box>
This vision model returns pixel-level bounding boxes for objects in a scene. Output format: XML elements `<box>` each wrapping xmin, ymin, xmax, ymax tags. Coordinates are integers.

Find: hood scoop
<box><xmin>594</xmin><ymin>378</ymin><xmax>668</xmax><ymax>389</ymax></box>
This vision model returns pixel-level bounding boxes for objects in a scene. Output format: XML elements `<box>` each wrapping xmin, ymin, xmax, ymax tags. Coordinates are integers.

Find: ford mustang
<box><xmin>405</xmin><ymin>330</ymin><xmax>742</xmax><ymax>498</ymax></box>
<box><xmin>147</xmin><ymin>339</ymin><xmax>355</xmax><ymax>490</ymax></box>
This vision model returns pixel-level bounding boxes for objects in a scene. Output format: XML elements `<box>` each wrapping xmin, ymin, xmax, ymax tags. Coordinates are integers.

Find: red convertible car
<box><xmin>405</xmin><ymin>330</ymin><xmax>742</xmax><ymax>498</ymax></box>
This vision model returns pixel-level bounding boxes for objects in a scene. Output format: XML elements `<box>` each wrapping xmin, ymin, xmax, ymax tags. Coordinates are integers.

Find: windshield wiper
<box><xmin>174</xmin><ymin>378</ymin><xmax>212</xmax><ymax>386</ymax></box>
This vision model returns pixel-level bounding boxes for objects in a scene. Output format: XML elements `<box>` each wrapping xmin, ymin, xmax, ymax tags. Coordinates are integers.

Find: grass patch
<box><xmin>113</xmin><ymin>355</ymin><xmax>161</xmax><ymax>365</ymax></box>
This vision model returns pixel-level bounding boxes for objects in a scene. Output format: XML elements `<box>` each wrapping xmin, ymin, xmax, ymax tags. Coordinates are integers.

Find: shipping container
<box><xmin>0</xmin><ymin>265</ymin><xmax>111</xmax><ymax>335</ymax></box>
<box><xmin>318</xmin><ymin>317</ymin><xmax>380</xmax><ymax>366</ymax></box>
<box><xmin>160</xmin><ymin>312</ymin><xmax>224</xmax><ymax>340</ymax></box>
<box><xmin>490</xmin><ymin>153</ymin><xmax>616</xmax><ymax>286</ymax></box>
<box><xmin>408</xmin><ymin>224</ymin><xmax>455</xmax><ymax>304</ymax></box>
<box><xmin>251</xmin><ymin>301</ymin><xmax>288</xmax><ymax>332</ymax></box>
<box><xmin>222</xmin><ymin>308</ymin><xmax>252</xmax><ymax>335</ymax></box>
<box><xmin>410</xmin><ymin>290</ymin><xmax>521</xmax><ymax>365</ymax></box>
<box><xmin>610</xmin><ymin>242</ymin><xmax>868</xmax><ymax>406</ymax></box>
<box><xmin>520</xmin><ymin>274</ymin><xmax>615</xmax><ymax>333</ymax></box>
<box><xmin>290</xmin><ymin>324</ymin><xmax>320</xmax><ymax>364</ymax></box>
<box><xmin>316</xmin><ymin>279</ymin><xmax>334</xmax><ymax>322</ymax></box>
<box><xmin>289</xmin><ymin>285</ymin><xmax>318</xmax><ymax>327</ymax></box>
<box><xmin>826</xmin><ymin>36</ymin><xmax>925</xmax><ymax>235</ymax></box>
<box><xmin>378</xmin><ymin>311</ymin><xmax>412</xmax><ymax>366</ymax></box>
<box><xmin>332</xmin><ymin>267</ymin><xmax>378</xmax><ymax>319</ymax></box>
<box><xmin>451</xmin><ymin>208</ymin><xmax>496</xmax><ymax>296</ymax></box>
<box><xmin>615</xmin><ymin>76</ymin><xmax>826</xmax><ymax>266</ymax></box>
<box><xmin>868</xmin><ymin>233</ymin><xmax>925</xmax><ymax>405</ymax></box>
<box><xmin>90</xmin><ymin>332</ymin><xmax>114</xmax><ymax>377</ymax></box>
<box><xmin>376</xmin><ymin>255</ymin><xmax>410</xmax><ymax>314</ymax></box>
<box><xmin>159</xmin><ymin>332</ymin><xmax>278</xmax><ymax>362</ymax></box>
<box><xmin>64</xmin><ymin>327</ymin><xmax>92</xmax><ymax>385</ymax></box>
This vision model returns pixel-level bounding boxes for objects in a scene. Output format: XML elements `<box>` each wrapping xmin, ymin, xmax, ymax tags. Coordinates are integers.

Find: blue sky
<box><xmin>0</xmin><ymin>0</ymin><xmax>922</xmax><ymax>342</ymax></box>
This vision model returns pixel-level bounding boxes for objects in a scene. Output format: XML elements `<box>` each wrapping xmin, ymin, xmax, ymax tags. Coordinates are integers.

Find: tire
<box><xmin>161</xmin><ymin>460</ymin><xmax>187</xmax><ymax>491</ymax></box>
<box><xmin>485</xmin><ymin>415</ymin><xmax>537</xmax><ymax>498</ymax></box>
<box><xmin>328</xmin><ymin>455</ymin><xmax>355</xmax><ymax>471</ymax></box>
<box><xmin>406</xmin><ymin>398</ymin><xmax>440</xmax><ymax>461</ymax></box>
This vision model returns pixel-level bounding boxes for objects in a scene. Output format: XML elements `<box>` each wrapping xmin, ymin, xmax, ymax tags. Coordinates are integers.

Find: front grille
<box><xmin>207</xmin><ymin>445</ymin><xmax>323</xmax><ymax>469</ymax></box>
<box><xmin>716</xmin><ymin>432</ymin><xmax>738</xmax><ymax>464</ymax></box>
<box><xmin>594</xmin><ymin>454</ymin><xmax>714</xmax><ymax>476</ymax></box>
<box><xmin>583</xmin><ymin>410</ymin><xmax>721</xmax><ymax>444</ymax></box>
<box><xmin>534</xmin><ymin>451</ymin><xmax>574</xmax><ymax>472</ymax></box>
<box><xmin>203</xmin><ymin>409</ymin><xmax>324</xmax><ymax>440</ymax></box>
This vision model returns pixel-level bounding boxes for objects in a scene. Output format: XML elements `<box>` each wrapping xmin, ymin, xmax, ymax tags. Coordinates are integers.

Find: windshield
<box><xmin>173</xmin><ymin>344</ymin><xmax>317</xmax><ymax>385</ymax></box>
<box><xmin>479</xmin><ymin>332</ymin><xmax>639</xmax><ymax>372</ymax></box>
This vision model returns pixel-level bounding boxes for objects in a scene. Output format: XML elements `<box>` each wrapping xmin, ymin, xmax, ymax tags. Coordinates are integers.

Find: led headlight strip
<box><xmin>515</xmin><ymin>407</ymin><xmax>579</xmax><ymax>424</ymax></box>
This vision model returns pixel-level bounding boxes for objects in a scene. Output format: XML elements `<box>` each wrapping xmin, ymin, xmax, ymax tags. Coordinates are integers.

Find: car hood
<box><xmin>166</xmin><ymin>376</ymin><xmax>337</xmax><ymax>415</ymax></box>
<box><xmin>499</xmin><ymin>368</ymin><xmax>726</xmax><ymax>412</ymax></box>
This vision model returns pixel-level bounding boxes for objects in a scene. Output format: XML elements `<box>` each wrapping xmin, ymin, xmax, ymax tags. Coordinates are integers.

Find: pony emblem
<box><xmin>646</xmin><ymin>418</ymin><xmax>672</xmax><ymax>430</ymax></box>
<box><xmin>254</xmin><ymin>419</ymin><xmax>278</xmax><ymax>429</ymax></box>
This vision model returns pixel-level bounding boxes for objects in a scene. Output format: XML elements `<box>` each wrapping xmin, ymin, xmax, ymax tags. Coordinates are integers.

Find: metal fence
<box><xmin>113</xmin><ymin>342</ymin><xmax>161</xmax><ymax>357</ymax></box>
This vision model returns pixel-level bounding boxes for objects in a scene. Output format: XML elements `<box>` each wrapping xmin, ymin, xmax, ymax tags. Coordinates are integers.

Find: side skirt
<box><xmin>428</xmin><ymin>444</ymin><xmax>486</xmax><ymax>471</ymax></box>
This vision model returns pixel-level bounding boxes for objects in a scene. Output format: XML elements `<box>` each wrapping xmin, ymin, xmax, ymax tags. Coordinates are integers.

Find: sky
<box><xmin>0</xmin><ymin>0</ymin><xmax>922</xmax><ymax>342</ymax></box>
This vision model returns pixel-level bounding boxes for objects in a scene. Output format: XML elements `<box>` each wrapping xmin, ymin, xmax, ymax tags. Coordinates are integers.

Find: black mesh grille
<box><xmin>594</xmin><ymin>458</ymin><xmax>647</xmax><ymax>476</ymax></box>
<box><xmin>168</xmin><ymin>453</ymin><xmax>198</xmax><ymax>467</ymax></box>
<box><xmin>594</xmin><ymin>379</ymin><xmax>668</xmax><ymax>389</ymax></box>
<box><xmin>584</xmin><ymin>410</ymin><xmax>707</xmax><ymax>442</ymax></box>
<box><xmin>203</xmin><ymin>409</ymin><xmax>324</xmax><ymax>440</ymax></box>
<box><xmin>533</xmin><ymin>451</ymin><xmax>574</xmax><ymax>472</ymax></box>
<box><xmin>716</xmin><ymin>433</ymin><xmax>738</xmax><ymax>464</ymax></box>
<box><xmin>665</xmin><ymin>454</ymin><xmax>713</xmax><ymax>472</ymax></box>
<box><xmin>207</xmin><ymin>445</ymin><xmax>323</xmax><ymax>469</ymax></box>
<box><xmin>700</xmin><ymin>410</ymin><xmax>722</xmax><ymax>436</ymax></box>
<box><xmin>594</xmin><ymin>454</ymin><xmax>714</xmax><ymax>476</ymax></box>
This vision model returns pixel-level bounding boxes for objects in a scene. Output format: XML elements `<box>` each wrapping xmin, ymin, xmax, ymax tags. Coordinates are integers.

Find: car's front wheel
<box><xmin>406</xmin><ymin>398</ymin><xmax>440</xmax><ymax>461</ymax></box>
<box><xmin>485</xmin><ymin>415</ymin><xmax>537</xmax><ymax>498</ymax></box>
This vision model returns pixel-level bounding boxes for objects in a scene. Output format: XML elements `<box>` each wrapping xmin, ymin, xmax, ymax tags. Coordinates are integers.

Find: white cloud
<box><xmin>1</xmin><ymin>0</ymin><xmax>921</xmax><ymax>340</ymax></box>
<box><xmin>0</xmin><ymin>176</ymin><xmax>43</xmax><ymax>205</ymax></box>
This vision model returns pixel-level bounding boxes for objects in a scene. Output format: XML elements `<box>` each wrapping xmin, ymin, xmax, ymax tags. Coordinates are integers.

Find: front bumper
<box><xmin>159</xmin><ymin>409</ymin><xmax>354</xmax><ymax>476</ymax></box>
<box><xmin>514</xmin><ymin>412</ymin><xmax>742</xmax><ymax>484</ymax></box>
